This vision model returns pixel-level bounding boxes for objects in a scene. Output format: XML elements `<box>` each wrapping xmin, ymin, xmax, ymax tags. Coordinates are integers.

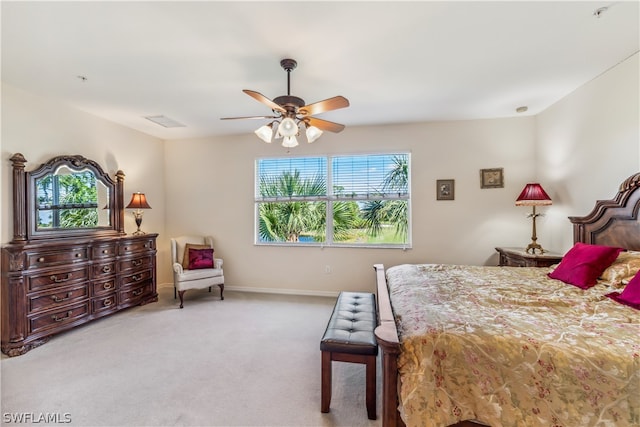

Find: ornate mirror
<box><xmin>10</xmin><ymin>153</ymin><xmax>125</xmax><ymax>241</ymax></box>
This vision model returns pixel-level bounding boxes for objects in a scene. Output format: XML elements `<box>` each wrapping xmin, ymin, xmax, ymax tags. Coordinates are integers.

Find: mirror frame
<box><xmin>10</xmin><ymin>153</ymin><xmax>125</xmax><ymax>241</ymax></box>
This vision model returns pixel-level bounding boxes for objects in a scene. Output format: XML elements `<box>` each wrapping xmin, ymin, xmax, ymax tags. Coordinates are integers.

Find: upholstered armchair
<box><xmin>171</xmin><ymin>236</ymin><xmax>224</xmax><ymax>308</ymax></box>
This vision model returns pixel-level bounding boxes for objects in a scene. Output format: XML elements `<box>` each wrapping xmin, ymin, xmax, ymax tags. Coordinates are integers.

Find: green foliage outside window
<box><xmin>257</xmin><ymin>154</ymin><xmax>410</xmax><ymax>246</ymax></box>
<box><xmin>37</xmin><ymin>171</ymin><xmax>99</xmax><ymax>229</ymax></box>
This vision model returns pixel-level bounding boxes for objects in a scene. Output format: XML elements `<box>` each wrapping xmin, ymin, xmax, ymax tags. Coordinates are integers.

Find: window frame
<box><xmin>255</xmin><ymin>152</ymin><xmax>411</xmax><ymax>249</ymax></box>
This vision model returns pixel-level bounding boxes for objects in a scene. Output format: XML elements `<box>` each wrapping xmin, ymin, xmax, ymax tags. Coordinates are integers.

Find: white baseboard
<box><xmin>225</xmin><ymin>285</ymin><xmax>339</xmax><ymax>298</ymax></box>
<box><xmin>157</xmin><ymin>282</ymin><xmax>339</xmax><ymax>298</ymax></box>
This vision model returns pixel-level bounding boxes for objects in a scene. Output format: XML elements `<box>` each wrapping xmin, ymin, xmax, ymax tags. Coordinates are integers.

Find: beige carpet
<box><xmin>1</xmin><ymin>287</ymin><xmax>382</xmax><ymax>427</ymax></box>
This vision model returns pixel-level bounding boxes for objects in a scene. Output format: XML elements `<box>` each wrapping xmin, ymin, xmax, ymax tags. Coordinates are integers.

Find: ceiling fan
<box><xmin>221</xmin><ymin>58</ymin><xmax>349</xmax><ymax>148</ymax></box>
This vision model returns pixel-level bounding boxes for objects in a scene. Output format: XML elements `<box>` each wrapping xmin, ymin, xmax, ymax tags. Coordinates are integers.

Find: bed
<box><xmin>374</xmin><ymin>172</ymin><xmax>640</xmax><ymax>427</ymax></box>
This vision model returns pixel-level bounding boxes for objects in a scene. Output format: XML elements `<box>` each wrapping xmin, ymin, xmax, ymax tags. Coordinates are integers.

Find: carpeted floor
<box><xmin>1</xmin><ymin>287</ymin><xmax>382</xmax><ymax>427</ymax></box>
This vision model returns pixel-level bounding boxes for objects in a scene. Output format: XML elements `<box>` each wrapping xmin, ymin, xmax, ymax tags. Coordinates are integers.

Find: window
<box><xmin>255</xmin><ymin>153</ymin><xmax>410</xmax><ymax>247</ymax></box>
<box><xmin>36</xmin><ymin>169</ymin><xmax>100</xmax><ymax>229</ymax></box>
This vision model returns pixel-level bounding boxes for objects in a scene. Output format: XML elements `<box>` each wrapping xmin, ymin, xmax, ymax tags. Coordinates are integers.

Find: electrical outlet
<box><xmin>324</xmin><ymin>265</ymin><xmax>332</xmax><ymax>274</ymax></box>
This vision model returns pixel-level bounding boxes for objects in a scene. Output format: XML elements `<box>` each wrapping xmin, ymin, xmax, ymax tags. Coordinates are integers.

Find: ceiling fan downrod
<box><xmin>280</xmin><ymin>58</ymin><xmax>297</xmax><ymax>96</ymax></box>
<box><xmin>273</xmin><ymin>59</ymin><xmax>305</xmax><ymax>114</ymax></box>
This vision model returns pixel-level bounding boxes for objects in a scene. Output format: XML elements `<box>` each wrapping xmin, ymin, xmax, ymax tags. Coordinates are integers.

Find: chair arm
<box><xmin>215</xmin><ymin>258</ymin><xmax>223</xmax><ymax>269</ymax></box>
<box><xmin>172</xmin><ymin>262</ymin><xmax>184</xmax><ymax>274</ymax></box>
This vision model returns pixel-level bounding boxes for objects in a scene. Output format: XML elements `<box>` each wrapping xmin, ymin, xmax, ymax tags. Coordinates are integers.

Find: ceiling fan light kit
<box><xmin>221</xmin><ymin>58</ymin><xmax>349</xmax><ymax>148</ymax></box>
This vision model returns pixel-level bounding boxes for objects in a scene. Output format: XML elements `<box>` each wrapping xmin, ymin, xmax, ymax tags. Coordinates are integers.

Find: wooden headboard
<box><xmin>570</xmin><ymin>172</ymin><xmax>640</xmax><ymax>251</ymax></box>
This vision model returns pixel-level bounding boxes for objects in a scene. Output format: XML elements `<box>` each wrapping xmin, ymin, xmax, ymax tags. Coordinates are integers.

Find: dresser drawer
<box><xmin>92</xmin><ymin>243</ymin><xmax>117</xmax><ymax>259</ymax></box>
<box><xmin>92</xmin><ymin>261</ymin><xmax>116</xmax><ymax>278</ymax></box>
<box><xmin>119</xmin><ymin>255</ymin><xmax>152</xmax><ymax>272</ymax></box>
<box><xmin>119</xmin><ymin>281</ymin><xmax>153</xmax><ymax>306</ymax></box>
<box><xmin>28</xmin><ymin>266</ymin><xmax>90</xmax><ymax>292</ymax></box>
<box><xmin>27</xmin><ymin>247</ymin><xmax>88</xmax><ymax>268</ymax></box>
<box><xmin>121</xmin><ymin>269</ymin><xmax>152</xmax><ymax>288</ymax></box>
<box><xmin>28</xmin><ymin>285</ymin><xmax>89</xmax><ymax>314</ymax></box>
<box><xmin>118</xmin><ymin>238</ymin><xmax>155</xmax><ymax>256</ymax></box>
<box><xmin>29</xmin><ymin>302</ymin><xmax>90</xmax><ymax>335</ymax></box>
<box><xmin>92</xmin><ymin>294</ymin><xmax>118</xmax><ymax>316</ymax></box>
<box><xmin>92</xmin><ymin>278</ymin><xmax>117</xmax><ymax>296</ymax></box>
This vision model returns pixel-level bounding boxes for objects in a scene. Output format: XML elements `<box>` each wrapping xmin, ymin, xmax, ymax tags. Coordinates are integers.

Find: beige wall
<box><xmin>536</xmin><ymin>53</ymin><xmax>640</xmax><ymax>252</ymax></box>
<box><xmin>3</xmin><ymin>52</ymin><xmax>638</xmax><ymax>296</ymax></box>
<box><xmin>165</xmin><ymin>118</ymin><xmax>537</xmax><ymax>294</ymax></box>
<box><xmin>1</xmin><ymin>83</ymin><xmax>169</xmax><ymax>282</ymax></box>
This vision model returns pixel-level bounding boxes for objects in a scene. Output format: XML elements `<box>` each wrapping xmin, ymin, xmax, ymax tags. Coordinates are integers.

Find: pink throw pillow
<box><xmin>548</xmin><ymin>242</ymin><xmax>623</xmax><ymax>289</ymax></box>
<box><xmin>187</xmin><ymin>248</ymin><xmax>214</xmax><ymax>270</ymax></box>
<box><xmin>606</xmin><ymin>271</ymin><xmax>640</xmax><ymax>310</ymax></box>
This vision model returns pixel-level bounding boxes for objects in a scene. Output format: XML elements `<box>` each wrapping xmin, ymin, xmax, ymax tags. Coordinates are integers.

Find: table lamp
<box><xmin>515</xmin><ymin>183</ymin><xmax>552</xmax><ymax>254</ymax></box>
<box><xmin>126</xmin><ymin>192</ymin><xmax>151</xmax><ymax>235</ymax></box>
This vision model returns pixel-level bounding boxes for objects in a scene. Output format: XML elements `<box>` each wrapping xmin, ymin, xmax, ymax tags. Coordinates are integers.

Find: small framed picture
<box><xmin>480</xmin><ymin>168</ymin><xmax>504</xmax><ymax>189</ymax></box>
<box><xmin>436</xmin><ymin>179</ymin><xmax>455</xmax><ymax>200</ymax></box>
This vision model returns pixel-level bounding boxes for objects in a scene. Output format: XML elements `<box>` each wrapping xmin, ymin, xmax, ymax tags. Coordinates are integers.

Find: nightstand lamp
<box><xmin>126</xmin><ymin>192</ymin><xmax>152</xmax><ymax>235</ymax></box>
<box><xmin>515</xmin><ymin>183</ymin><xmax>552</xmax><ymax>254</ymax></box>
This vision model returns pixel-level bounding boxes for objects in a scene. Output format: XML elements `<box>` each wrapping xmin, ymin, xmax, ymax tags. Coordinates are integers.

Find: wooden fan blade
<box><xmin>243</xmin><ymin>90</ymin><xmax>286</xmax><ymax>113</ymax></box>
<box><xmin>299</xmin><ymin>96</ymin><xmax>349</xmax><ymax>116</ymax></box>
<box><xmin>306</xmin><ymin>117</ymin><xmax>346</xmax><ymax>133</ymax></box>
<box><xmin>221</xmin><ymin>115</ymin><xmax>277</xmax><ymax>120</ymax></box>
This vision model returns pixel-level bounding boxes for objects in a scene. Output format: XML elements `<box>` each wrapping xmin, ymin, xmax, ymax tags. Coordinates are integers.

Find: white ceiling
<box><xmin>2</xmin><ymin>1</ymin><xmax>638</xmax><ymax>141</ymax></box>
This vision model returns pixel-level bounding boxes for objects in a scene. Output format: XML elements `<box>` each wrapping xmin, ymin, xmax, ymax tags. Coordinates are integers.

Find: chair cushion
<box><xmin>177</xmin><ymin>268</ymin><xmax>223</xmax><ymax>281</ymax></box>
<box><xmin>181</xmin><ymin>243</ymin><xmax>212</xmax><ymax>268</ymax></box>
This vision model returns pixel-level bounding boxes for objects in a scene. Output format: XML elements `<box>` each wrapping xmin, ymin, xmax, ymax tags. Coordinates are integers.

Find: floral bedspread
<box><xmin>386</xmin><ymin>264</ymin><xmax>640</xmax><ymax>427</ymax></box>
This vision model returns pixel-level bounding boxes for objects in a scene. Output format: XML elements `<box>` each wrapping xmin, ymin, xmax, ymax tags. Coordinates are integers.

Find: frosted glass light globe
<box><xmin>282</xmin><ymin>136</ymin><xmax>299</xmax><ymax>148</ymax></box>
<box><xmin>278</xmin><ymin>117</ymin><xmax>298</xmax><ymax>137</ymax></box>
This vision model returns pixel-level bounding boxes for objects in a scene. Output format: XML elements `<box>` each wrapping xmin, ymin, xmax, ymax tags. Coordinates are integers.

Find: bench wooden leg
<box><xmin>366</xmin><ymin>354</ymin><xmax>377</xmax><ymax>420</ymax></box>
<box><xmin>321</xmin><ymin>351</ymin><xmax>332</xmax><ymax>413</ymax></box>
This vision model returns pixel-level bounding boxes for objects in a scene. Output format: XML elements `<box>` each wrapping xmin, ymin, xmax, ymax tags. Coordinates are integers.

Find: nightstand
<box><xmin>495</xmin><ymin>247</ymin><xmax>563</xmax><ymax>268</ymax></box>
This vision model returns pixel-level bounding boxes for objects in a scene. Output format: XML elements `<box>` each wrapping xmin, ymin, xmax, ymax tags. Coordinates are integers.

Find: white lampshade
<box><xmin>282</xmin><ymin>136</ymin><xmax>299</xmax><ymax>148</ymax></box>
<box><xmin>278</xmin><ymin>117</ymin><xmax>298</xmax><ymax>137</ymax></box>
<box><xmin>305</xmin><ymin>125</ymin><xmax>323</xmax><ymax>143</ymax></box>
<box><xmin>254</xmin><ymin>124</ymin><xmax>273</xmax><ymax>143</ymax></box>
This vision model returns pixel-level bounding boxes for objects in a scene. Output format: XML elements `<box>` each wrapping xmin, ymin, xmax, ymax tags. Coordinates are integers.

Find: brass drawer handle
<box><xmin>51</xmin><ymin>292</ymin><xmax>72</xmax><ymax>303</ymax></box>
<box><xmin>50</xmin><ymin>273</ymin><xmax>72</xmax><ymax>283</ymax></box>
<box><xmin>103</xmin><ymin>298</ymin><xmax>113</xmax><ymax>307</ymax></box>
<box><xmin>144</xmin><ymin>244</ymin><xmax>149</xmax><ymax>248</ymax></box>
<box><xmin>131</xmin><ymin>274</ymin><xmax>141</xmax><ymax>281</ymax></box>
<box><xmin>132</xmin><ymin>289</ymin><xmax>143</xmax><ymax>296</ymax></box>
<box><xmin>132</xmin><ymin>259</ymin><xmax>142</xmax><ymax>267</ymax></box>
<box><xmin>102</xmin><ymin>249</ymin><xmax>109</xmax><ymax>254</ymax></box>
<box><xmin>101</xmin><ymin>265</ymin><xmax>112</xmax><ymax>273</ymax></box>
<box><xmin>103</xmin><ymin>282</ymin><xmax>114</xmax><ymax>290</ymax></box>
<box><xmin>52</xmin><ymin>311</ymin><xmax>72</xmax><ymax>322</ymax></box>
<box><xmin>38</xmin><ymin>257</ymin><xmax>45</xmax><ymax>262</ymax></box>
<box><xmin>75</xmin><ymin>253</ymin><xmax>82</xmax><ymax>258</ymax></box>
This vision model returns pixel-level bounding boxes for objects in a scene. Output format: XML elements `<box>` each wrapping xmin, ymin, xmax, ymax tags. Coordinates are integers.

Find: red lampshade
<box><xmin>126</xmin><ymin>192</ymin><xmax>151</xmax><ymax>209</ymax></box>
<box><xmin>515</xmin><ymin>183</ymin><xmax>552</xmax><ymax>206</ymax></box>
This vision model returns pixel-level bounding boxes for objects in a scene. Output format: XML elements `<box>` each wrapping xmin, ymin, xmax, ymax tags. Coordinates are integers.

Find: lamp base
<box><xmin>131</xmin><ymin>212</ymin><xmax>145</xmax><ymax>236</ymax></box>
<box><xmin>525</xmin><ymin>242</ymin><xmax>546</xmax><ymax>254</ymax></box>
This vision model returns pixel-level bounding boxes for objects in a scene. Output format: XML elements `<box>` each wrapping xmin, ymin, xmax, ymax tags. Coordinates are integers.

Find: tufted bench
<box><xmin>320</xmin><ymin>291</ymin><xmax>378</xmax><ymax>420</ymax></box>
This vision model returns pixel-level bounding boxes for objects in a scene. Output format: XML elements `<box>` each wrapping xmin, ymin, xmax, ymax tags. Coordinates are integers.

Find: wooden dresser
<box><xmin>2</xmin><ymin>234</ymin><xmax>157</xmax><ymax>356</ymax></box>
<box><xmin>1</xmin><ymin>153</ymin><xmax>158</xmax><ymax>356</ymax></box>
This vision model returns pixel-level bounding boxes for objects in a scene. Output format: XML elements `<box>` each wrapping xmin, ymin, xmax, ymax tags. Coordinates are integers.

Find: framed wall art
<box><xmin>480</xmin><ymin>168</ymin><xmax>504</xmax><ymax>189</ymax></box>
<box><xmin>437</xmin><ymin>179</ymin><xmax>455</xmax><ymax>200</ymax></box>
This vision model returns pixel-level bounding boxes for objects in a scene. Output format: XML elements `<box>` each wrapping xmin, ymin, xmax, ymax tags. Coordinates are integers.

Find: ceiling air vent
<box><xmin>144</xmin><ymin>115</ymin><xmax>185</xmax><ymax>128</ymax></box>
